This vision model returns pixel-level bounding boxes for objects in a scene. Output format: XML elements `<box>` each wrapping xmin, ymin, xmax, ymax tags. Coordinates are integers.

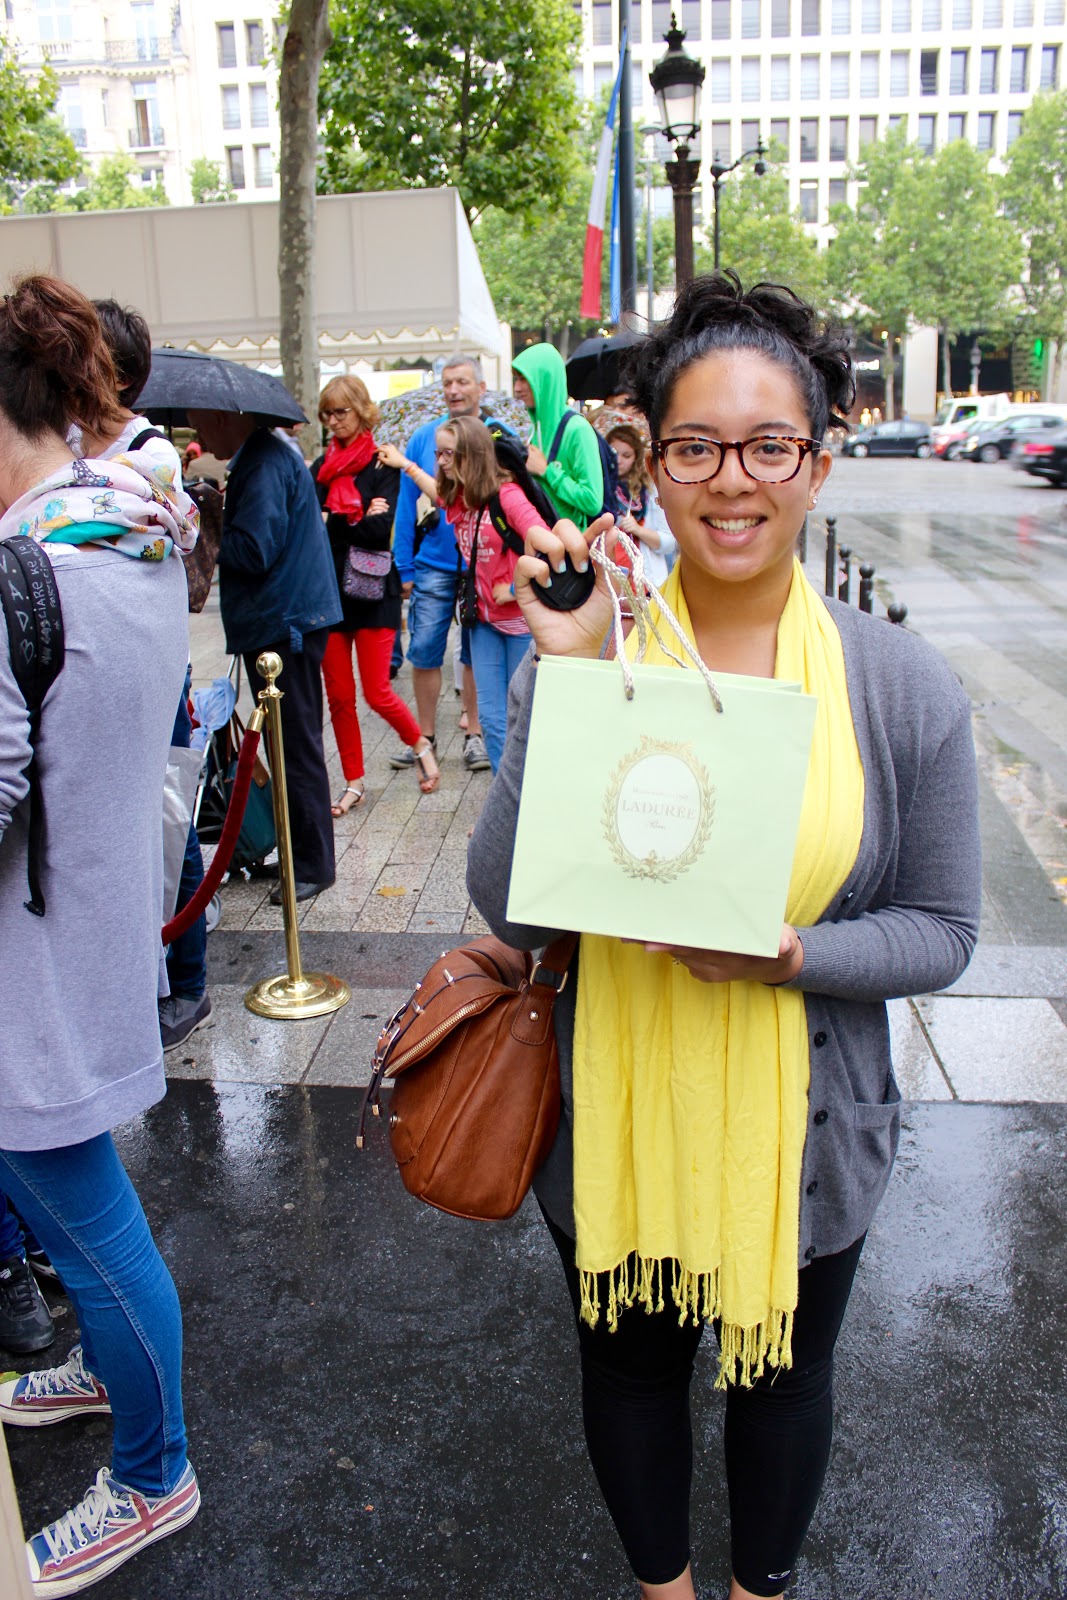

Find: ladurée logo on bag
<box><xmin>603</xmin><ymin>737</ymin><xmax>715</xmax><ymax>883</ymax></box>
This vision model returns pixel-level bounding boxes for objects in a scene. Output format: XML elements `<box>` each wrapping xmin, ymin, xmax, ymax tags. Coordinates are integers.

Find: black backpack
<box><xmin>547</xmin><ymin>410</ymin><xmax>619</xmax><ymax>521</ymax></box>
<box><xmin>0</xmin><ymin>537</ymin><xmax>65</xmax><ymax>915</ymax></box>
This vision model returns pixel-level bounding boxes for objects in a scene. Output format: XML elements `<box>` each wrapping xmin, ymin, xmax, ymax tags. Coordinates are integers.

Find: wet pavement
<box><xmin>7</xmin><ymin>1083</ymin><xmax>1067</xmax><ymax>1600</ymax></box>
<box><xmin>5</xmin><ymin>464</ymin><xmax>1067</xmax><ymax>1597</ymax></box>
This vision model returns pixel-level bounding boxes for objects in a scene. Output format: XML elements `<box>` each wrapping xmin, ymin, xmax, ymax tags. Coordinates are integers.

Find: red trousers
<box><xmin>322</xmin><ymin>628</ymin><xmax>421</xmax><ymax>781</ymax></box>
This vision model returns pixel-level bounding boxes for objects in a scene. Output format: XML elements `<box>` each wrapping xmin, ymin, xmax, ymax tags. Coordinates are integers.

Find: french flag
<box><xmin>580</xmin><ymin>31</ymin><xmax>628</xmax><ymax>322</ymax></box>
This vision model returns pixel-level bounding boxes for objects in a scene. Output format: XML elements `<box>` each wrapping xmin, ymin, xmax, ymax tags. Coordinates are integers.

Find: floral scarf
<box><xmin>0</xmin><ymin>456</ymin><xmax>200</xmax><ymax>561</ymax></box>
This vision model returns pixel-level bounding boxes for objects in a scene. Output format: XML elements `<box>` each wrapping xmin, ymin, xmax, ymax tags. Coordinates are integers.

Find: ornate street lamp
<box><xmin>648</xmin><ymin>14</ymin><xmax>705</xmax><ymax>289</ymax></box>
<box><xmin>709</xmin><ymin>134</ymin><xmax>767</xmax><ymax>271</ymax></box>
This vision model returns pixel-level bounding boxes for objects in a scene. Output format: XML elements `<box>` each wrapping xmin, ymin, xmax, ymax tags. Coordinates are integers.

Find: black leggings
<box><xmin>544</xmin><ymin>1211</ymin><xmax>864</xmax><ymax>1596</ymax></box>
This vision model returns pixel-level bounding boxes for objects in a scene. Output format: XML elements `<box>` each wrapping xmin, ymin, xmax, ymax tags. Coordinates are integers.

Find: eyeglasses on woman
<box><xmin>651</xmin><ymin>435</ymin><xmax>824</xmax><ymax>485</ymax></box>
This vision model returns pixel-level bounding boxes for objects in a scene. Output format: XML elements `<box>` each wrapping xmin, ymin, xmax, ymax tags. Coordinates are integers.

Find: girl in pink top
<box><xmin>380</xmin><ymin>415</ymin><xmax>550</xmax><ymax>771</ymax></box>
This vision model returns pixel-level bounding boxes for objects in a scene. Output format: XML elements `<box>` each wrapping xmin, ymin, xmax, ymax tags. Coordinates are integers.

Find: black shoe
<box><xmin>269</xmin><ymin>878</ymin><xmax>335</xmax><ymax>906</ymax></box>
<box><xmin>0</xmin><ymin>1254</ymin><xmax>55</xmax><ymax>1355</ymax></box>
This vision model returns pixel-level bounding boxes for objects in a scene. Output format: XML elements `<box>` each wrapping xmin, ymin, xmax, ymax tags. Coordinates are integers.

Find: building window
<box><xmin>888</xmin><ymin>112</ymin><xmax>906</xmax><ymax>130</ymax></box>
<box><xmin>217</xmin><ymin>23</ymin><xmax>237</xmax><ymax>68</ymax></box>
<box><xmin>859</xmin><ymin>113</ymin><xmax>878</xmax><ymax>141</ymax></box>
<box><xmin>1046</xmin><ymin>0</ymin><xmax>1065</xmax><ymax>21</ymax></box>
<box><xmin>892</xmin><ymin>0</ymin><xmax>911</xmax><ymax>27</ymax></box>
<box><xmin>801</xmin><ymin>54</ymin><xmax>820</xmax><ymax>95</ymax></box>
<box><xmin>830</xmin><ymin>53</ymin><xmax>849</xmax><ymax>94</ymax></box>
<box><xmin>829</xmin><ymin>177</ymin><xmax>847</xmax><ymax>205</ymax></box>
<box><xmin>918</xmin><ymin>113</ymin><xmax>936</xmax><ymax>151</ymax></box>
<box><xmin>950</xmin><ymin>49</ymin><xmax>968</xmax><ymax>91</ymax></box>
<box><xmin>771</xmin><ymin>0</ymin><xmax>791</xmax><ymax>29</ymax></box>
<box><xmin>131</xmin><ymin>1</ymin><xmax>159</xmax><ymax>60</ymax></box>
<box><xmin>799</xmin><ymin>180</ymin><xmax>818</xmax><ymax>221</ymax></box>
<box><xmin>711</xmin><ymin>59</ymin><xmax>731</xmax><ymax>99</ymax></box>
<box><xmin>253</xmin><ymin>144</ymin><xmax>273</xmax><ymax>186</ymax></box>
<box><xmin>630</xmin><ymin>3</ymin><xmax>643</xmax><ymax>42</ymax></box>
<box><xmin>920</xmin><ymin>49</ymin><xmax>938</xmax><ymax>92</ymax></box>
<box><xmin>952</xmin><ymin>0</ymin><xmax>971</xmax><ymax>23</ymax></box>
<box><xmin>681</xmin><ymin>0</ymin><xmax>703</xmax><ymax>34</ymax></box>
<box><xmin>711</xmin><ymin>120</ymin><xmax>732</xmax><ymax>160</ymax></box>
<box><xmin>37</xmin><ymin>0</ymin><xmax>73</xmax><ymax>44</ymax></box>
<box><xmin>922</xmin><ymin>0</ymin><xmax>942</xmax><ymax>23</ymax></box>
<box><xmin>742</xmin><ymin>0</ymin><xmax>762</xmax><ymax>35</ymax></box>
<box><xmin>132</xmin><ymin>81</ymin><xmax>160</xmax><ymax>146</ymax></box>
<box><xmin>742</xmin><ymin>56</ymin><xmax>761</xmax><ymax>98</ymax></box>
<box><xmin>100</xmin><ymin>87</ymin><xmax>109</xmax><ymax>126</ymax></box>
<box><xmin>652</xmin><ymin>0</ymin><xmax>672</xmax><ymax>36</ymax></box>
<box><xmin>632</xmin><ymin>60</ymin><xmax>647</xmax><ymax>106</ymax></box>
<box><xmin>832</xmin><ymin>0</ymin><xmax>851</xmax><ymax>28</ymax></box>
<box><xmin>771</xmin><ymin>55</ymin><xmax>791</xmax><ymax>96</ymax></box>
<box><xmin>800</xmin><ymin>116</ymin><xmax>819</xmax><ymax>158</ymax></box>
<box><xmin>1041</xmin><ymin>45</ymin><xmax>1059</xmax><ymax>88</ymax></box>
<box><xmin>140</xmin><ymin>166</ymin><xmax>163</xmax><ymax>187</ymax></box>
<box><xmin>1006</xmin><ymin>110</ymin><xmax>1023</xmax><ymax>144</ymax></box>
<box><xmin>221</xmin><ymin>85</ymin><xmax>241</xmax><ymax>129</ymax></box>
<box><xmin>592</xmin><ymin>62</ymin><xmax>612</xmax><ymax>93</ymax></box>
<box><xmin>770</xmin><ymin>116</ymin><xmax>790</xmax><ymax>148</ymax></box>
<box><xmin>246</xmin><ymin>19</ymin><xmax>265</xmax><ymax>61</ymax></box>
<box><xmin>713</xmin><ymin>0</ymin><xmax>733</xmax><ymax>35</ymax></box>
<box><xmin>1010</xmin><ymin>46</ymin><xmax>1028</xmax><ymax>92</ymax></box>
<box><xmin>1013</xmin><ymin>0</ymin><xmax>1034</xmax><ymax>18</ymax></box>
<box><xmin>976</xmin><ymin>110</ymin><xmax>994</xmax><ymax>148</ymax></box>
<box><xmin>801</xmin><ymin>0</ymin><xmax>820</xmax><ymax>30</ymax></box>
<box><xmin>861</xmin><ymin>0</ymin><xmax>880</xmax><ymax>28</ymax></box>
<box><xmin>829</xmin><ymin>114</ymin><xmax>848</xmax><ymax>155</ymax></box>
<box><xmin>979</xmin><ymin>47</ymin><xmax>998</xmax><ymax>92</ymax></box>
<box><xmin>860</xmin><ymin>51</ymin><xmax>879</xmax><ymax>95</ymax></box>
<box><xmin>890</xmin><ymin>51</ymin><xmax>909</xmax><ymax>94</ymax></box>
<box><xmin>741</xmin><ymin>118</ymin><xmax>761</xmax><ymax>153</ymax></box>
<box><xmin>982</xmin><ymin>0</ymin><xmax>1001</xmax><ymax>20</ymax></box>
<box><xmin>947</xmin><ymin>110</ymin><xmax>966</xmax><ymax>137</ymax></box>
<box><xmin>226</xmin><ymin>146</ymin><xmax>246</xmax><ymax>188</ymax></box>
<box><xmin>592</xmin><ymin>2</ymin><xmax>612</xmax><ymax>43</ymax></box>
<box><xmin>249</xmin><ymin>84</ymin><xmax>270</xmax><ymax>127</ymax></box>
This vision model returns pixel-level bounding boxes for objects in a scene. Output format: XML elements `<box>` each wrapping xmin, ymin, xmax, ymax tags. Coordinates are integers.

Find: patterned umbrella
<box><xmin>374</xmin><ymin>382</ymin><xmax>532</xmax><ymax>449</ymax></box>
<box><xmin>588</xmin><ymin>404</ymin><xmax>650</xmax><ymax>447</ymax></box>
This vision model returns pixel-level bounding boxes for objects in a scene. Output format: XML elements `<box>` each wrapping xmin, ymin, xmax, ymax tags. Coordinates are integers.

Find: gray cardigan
<box><xmin>466</xmin><ymin>599</ymin><xmax>981</xmax><ymax>1263</ymax></box>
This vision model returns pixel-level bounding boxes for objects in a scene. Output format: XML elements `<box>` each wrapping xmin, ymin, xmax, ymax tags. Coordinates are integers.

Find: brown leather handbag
<box><xmin>357</xmin><ymin>933</ymin><xmax>577</xmax><ymax>1221</ymax></box>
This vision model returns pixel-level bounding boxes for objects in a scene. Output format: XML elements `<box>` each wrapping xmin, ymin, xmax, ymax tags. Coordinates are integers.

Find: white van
<box><xmin>931</xmin><ymin>393</ymin><xmax>1014</xmax><ymax>457</ymax></box>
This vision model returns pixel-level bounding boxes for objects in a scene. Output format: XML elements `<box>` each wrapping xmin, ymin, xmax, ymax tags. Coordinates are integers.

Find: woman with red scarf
<box><xmin>314</xmin><ymin>377</ymin><xmax>439</xmax><ymax>811</ymax></box>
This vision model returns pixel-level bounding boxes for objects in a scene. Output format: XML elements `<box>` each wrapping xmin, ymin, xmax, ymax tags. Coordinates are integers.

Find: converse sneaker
<box><xmin>389</xmin><ymin>733</ymin><xmax>434</xmax><ymax>769</ymax></box>
<box><xmin>159</xmin><ymin>992</ymin><xmax>212</xmax><ymax>1053</ymax></box>
<box><xmin>25</xmin><ymin>1462</ymin><xmax>200</xmax><ymax>1597</ymax></box>
<box><xmin>0</xmin><ymin>1344</ymin><xmax>110</xmax><ymax>1426</ymax></box>
<box><xmin>462</xmin><ymin>732</ymin><xmax>491</xmax><ymax>771</ymax></box>
<box><xmin>0</xmin><ymin>1254</ymin><xmax>54</xmax><ymax>1355</ymax></box>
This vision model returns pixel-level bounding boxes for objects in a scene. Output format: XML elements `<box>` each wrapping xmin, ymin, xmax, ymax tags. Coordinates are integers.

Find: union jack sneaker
<box><xmin>25</xmin><ymin>1463</ymin><xmax>200</xmax><ymax>1596</ymax></box>
<box><xmin>0</xmin><ymin>1345</ymin><xmax>110</xmax><ymax>1427</ymax></box>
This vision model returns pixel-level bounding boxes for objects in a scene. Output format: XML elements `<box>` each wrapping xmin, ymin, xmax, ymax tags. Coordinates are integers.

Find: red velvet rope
<box><xmin>161</xmin><ymin>725</ymin><xmax>264</xmax><ymax>945</ymax></box>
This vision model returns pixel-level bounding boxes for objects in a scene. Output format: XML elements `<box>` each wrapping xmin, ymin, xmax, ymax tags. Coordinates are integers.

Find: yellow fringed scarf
<box><xmin>572</xmin><ymin>558</ymin><xmax>864</xmax><ymax>1386</ymax></box>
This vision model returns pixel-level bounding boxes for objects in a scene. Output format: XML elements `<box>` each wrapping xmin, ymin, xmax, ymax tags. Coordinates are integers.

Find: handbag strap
<box><xmin>530</xmin><ymin>932</ymin><xmax>578</xmax><ymax>990</ymax></box>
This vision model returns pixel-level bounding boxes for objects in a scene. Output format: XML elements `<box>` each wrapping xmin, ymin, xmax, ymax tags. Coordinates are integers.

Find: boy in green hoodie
<box><xmin>512</xmin><ymin>343</ymin><xmax>605</xmax><ymax>530</ymax></box>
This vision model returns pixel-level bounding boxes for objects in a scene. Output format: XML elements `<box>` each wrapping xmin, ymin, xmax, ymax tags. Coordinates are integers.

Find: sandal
<box><xmin>331</xmin><ymin>783</ymin><xmax>365</xmax><ymax>817</ymax></box>
<box><xmin>413</xmin><ymin>738</ymin><xmax>440</xmax><ymax>795</ymax></box>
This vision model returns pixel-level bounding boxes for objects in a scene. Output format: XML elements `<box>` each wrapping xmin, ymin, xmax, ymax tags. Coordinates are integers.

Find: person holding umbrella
<box><xmin>188</xmin><ymin>401</ymin><xmax>341</xmax><ymax>903</ymax></box>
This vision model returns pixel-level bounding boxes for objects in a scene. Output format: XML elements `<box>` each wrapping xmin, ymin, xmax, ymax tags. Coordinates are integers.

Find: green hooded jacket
<box><xmin>512</xmin><ymin>343</ymin><xmax>604</xmax><ymax>529</ymax></box>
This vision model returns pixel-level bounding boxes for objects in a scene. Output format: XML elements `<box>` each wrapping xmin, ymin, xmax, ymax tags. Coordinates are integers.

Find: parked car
<box><xmin>934</xmin><ymin>415</ymin><xmax>984</xmax><ymax>460</ymax></box>
<box><xmin>930</xmin><ymin>392</ymin><xmax>1013</xmax><ymax>455</ymax></box>
<box><xmin>961</xmin><ymin>413</ymin><xmax>1067</xmax><ymax>462</ymax></box>
<box><xmin>1013</xmin><ymin>425</ymin><xmax>1067</xmax><ymax>486</ymax></box>
<box><xmin>842</xmin><ymin>419</ymin><xmax>934</xmax><ymax>458</ymax></box>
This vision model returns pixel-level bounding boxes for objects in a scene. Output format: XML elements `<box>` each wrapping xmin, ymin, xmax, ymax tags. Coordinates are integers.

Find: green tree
<box><xmin>78</xmin><ymin>153</ymin><xmax>168</xmax><ymax>210</ymax></box>
<box><xmin>1002</xmin><ymin>90</ymin><xmax>1067</xmax><ymax>397</ymax></box>
<box><xmin>475</xmin><ymin>175</ymin><xmax>595</xmax><ymax>350</ymax></box>
<box><xmin>694</xmin><ymin>147</ymin><xmax>824</xmax><ymax>303</ymax></box>
<box><xmin>0</xmin><ymin>41</ymin><xmax>81</xmax><ymax>211</ymax></box>
<box><xmin>189</xmin><ymin>156</ymin><xmax>236</xmax><ymax>204</ymax></box>
<box><xmin>908</xmin><ymin>139</ymin><xmax>1021</xmax><ymax>397</ymax></box>
<box><xmin>319</xmin><ymin>0</ymin><xmax>581</xmax><ymax>223</ymax></box>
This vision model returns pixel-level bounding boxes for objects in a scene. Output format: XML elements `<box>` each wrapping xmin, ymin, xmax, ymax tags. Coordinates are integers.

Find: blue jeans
<box><xmin>407</xmin><ymin>563</ymin><xmax>460</xmax><ymax>672</ymax></box>
<box><xmin>0</xmin><ymin>1135</ymin><xmax>188</xmax><ymax>1496</ymax></box>
<box><xmin>0</xmin><ymin>1198</ymin><xmax>22</xmax><ymax>1259</ymax></box>
<box><xmin>168</xmin><ymin>668</ymin><xmax>206</xmax><ymax>999</ymax></box>
<box><xmin>468</xmin><ymin>625</ymin><xmax>533</xmax><ymax>772</ymax></box>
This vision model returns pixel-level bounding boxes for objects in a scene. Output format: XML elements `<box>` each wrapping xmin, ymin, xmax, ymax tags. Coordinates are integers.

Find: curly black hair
<box><xmin>624</xmin><ymin>272</ymin><xmax>855</xmax><ymax>442</ymax></box>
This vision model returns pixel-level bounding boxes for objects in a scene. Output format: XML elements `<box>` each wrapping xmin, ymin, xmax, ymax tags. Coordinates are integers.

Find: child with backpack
<box><xmin>379</xmin><ymin>417</ymin><xmax>552</xmax><ymax>772</ymax></box>
<box><xmin>605</xmin><ymin>421</ymin><xmax>678</xmax><ymax>589</ymax></box>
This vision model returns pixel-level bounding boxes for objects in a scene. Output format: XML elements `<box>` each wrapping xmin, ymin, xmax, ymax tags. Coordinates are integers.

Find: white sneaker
<box><xmin>25</xmin><ymin>1463</ymin><xmax>200</xmax><ymax>1596</ymax></box>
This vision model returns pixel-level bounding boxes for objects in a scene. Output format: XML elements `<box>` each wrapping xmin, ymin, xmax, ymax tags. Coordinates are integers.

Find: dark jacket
<box><xmin>311</xmin><ymin>452</ymin><xmax>402</xmax><ymax>632</ymax></box>
<box><xmin>217</xmin><ymin>428</ymin><xmax>341</xmax><ymax>655</ymax></box>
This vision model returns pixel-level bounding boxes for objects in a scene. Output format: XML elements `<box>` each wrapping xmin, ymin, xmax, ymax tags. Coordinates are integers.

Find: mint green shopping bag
<box><xmin>507</xmin><ymin>655</ymin><xmax>817</xmax><ymax>957</ymax></box>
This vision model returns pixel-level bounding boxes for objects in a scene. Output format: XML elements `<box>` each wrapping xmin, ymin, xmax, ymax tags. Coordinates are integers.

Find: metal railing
<box><xmin>823</xmin><ymin>515</ymin><xmax>908</xmax><ymax>624</ymax></box>
<box><xmin>106</xmin><ymin>38</ymin><xmax>172</xmax><ymax>62</ymax></box>
<box><xmin>128</xmin><ymin>126</ymin><xmax>165</xmax><ymax>149</ymax></box>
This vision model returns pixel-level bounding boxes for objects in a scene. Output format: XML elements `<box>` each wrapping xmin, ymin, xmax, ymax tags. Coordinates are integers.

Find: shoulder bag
<box><xmin>343</xmin><ymin>545</ymin><xmax>393</xmax><ymax>601</ymax></box>
<box><xmin>357</xmin><ymin>932</ymin><xmax>578</xmax><ymax>1221</ymax></box>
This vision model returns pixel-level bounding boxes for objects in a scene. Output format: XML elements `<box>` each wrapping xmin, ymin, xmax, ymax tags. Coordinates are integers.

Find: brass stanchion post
<box><xmin>0</xmin><ymin>1428</ymin><xmax>33</xmax><ymax>1600</ymax></box>
<box><xmin>245</xmin><ymin>652</ymin><xmax>350</xmax><ymax>1020</ymax></box>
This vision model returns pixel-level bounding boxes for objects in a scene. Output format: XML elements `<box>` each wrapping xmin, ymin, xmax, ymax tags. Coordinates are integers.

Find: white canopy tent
<box><xmin>0</xmin><ymin>187</ymin><xmax>507</xmax><ymax>382</ymax></box>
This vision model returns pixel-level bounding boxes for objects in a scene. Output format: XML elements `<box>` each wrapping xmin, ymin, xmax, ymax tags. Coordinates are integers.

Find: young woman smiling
<box><xmin>467</xmin><ymin>275</ymin><xmax>981</xmax><ymax>1599</ymax></box>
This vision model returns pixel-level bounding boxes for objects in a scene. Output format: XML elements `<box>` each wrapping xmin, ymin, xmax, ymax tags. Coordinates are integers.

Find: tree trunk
<box><xmin>278</xmin><ymin>0</ymin><xmax>331</xmax><ymax>458</ymax></box>
<box><xmin>940</xmin><ymin>325</ymin><xmax>953</xmax><ymax>400</ymax></box>
<box><xmin>883</xmin><ymin>335</ymin><xmax>897</xmax><ymax>421</ymax></box>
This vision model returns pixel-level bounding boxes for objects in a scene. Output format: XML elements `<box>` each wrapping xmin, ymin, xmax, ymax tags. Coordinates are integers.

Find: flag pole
<box><xmin>618</xmin><ymin>0</ymin><xmax>637</xmax><ymax>320</ymax></box>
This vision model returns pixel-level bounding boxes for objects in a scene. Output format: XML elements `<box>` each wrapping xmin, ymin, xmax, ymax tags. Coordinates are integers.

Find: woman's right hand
<box><xmin>513</xmin><ymin>513</ymin><xmax>617</xmax><ymax>659</ymax></box>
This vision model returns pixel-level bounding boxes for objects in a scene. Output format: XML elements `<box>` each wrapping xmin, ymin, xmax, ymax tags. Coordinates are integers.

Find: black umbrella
<box><xmin>565</xmin><ymin>331</ymin><xmax>644</xmax><ymax>403</ymax></box>
<box><xmin>137</xmin><ymin>348</ymin><xmax>307</xmax><ymax>429</ymax></box>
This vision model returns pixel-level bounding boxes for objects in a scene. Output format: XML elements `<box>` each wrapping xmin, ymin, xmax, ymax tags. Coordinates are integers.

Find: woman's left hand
<box><xmin>638</xmin><ymin>925</ymin><xmax>804</xmax><ymax>986</ymax></box>
<box><xmin>365</xmin><ymin>496</ymin><xmax>390</xmax><ymax>517</ymax></box>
